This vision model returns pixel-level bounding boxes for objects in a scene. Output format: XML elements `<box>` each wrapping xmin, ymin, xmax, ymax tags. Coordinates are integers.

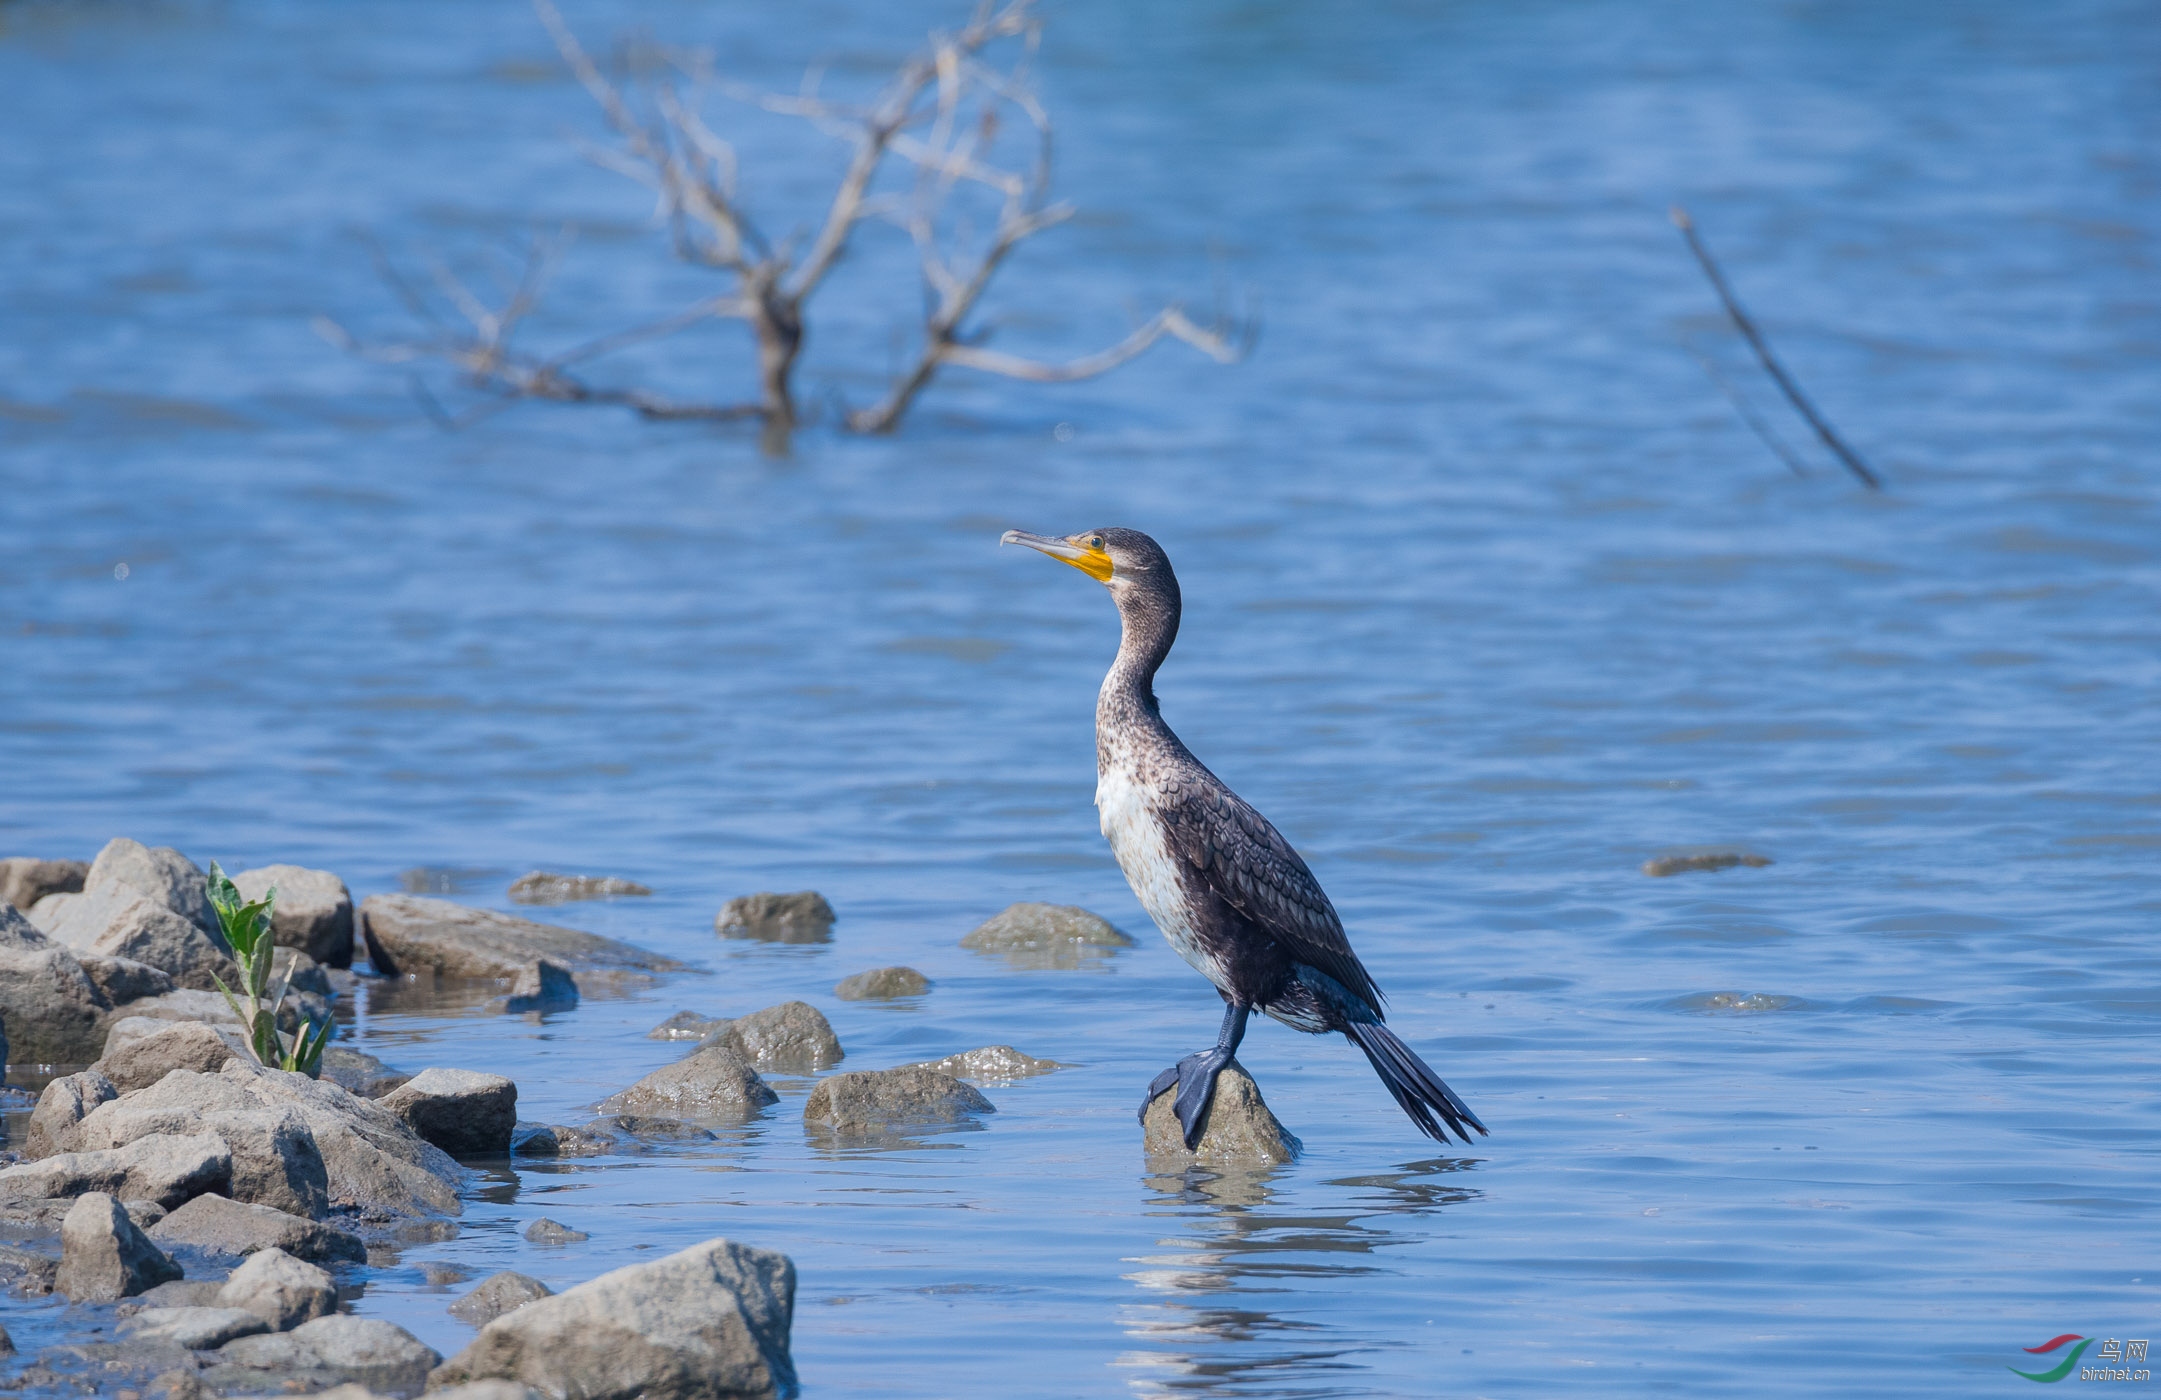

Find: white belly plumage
<box><xmin>1095</xmin><ymin>760</ymin><xmax>1225</xmax><ymax>989</ymax></box>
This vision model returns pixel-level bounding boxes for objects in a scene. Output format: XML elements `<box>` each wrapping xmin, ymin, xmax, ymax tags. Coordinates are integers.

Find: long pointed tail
<box><xmin>1344</xmin><ymin>1020</ymin><xmax>1488</xmax><ymax>1146</ymax></box>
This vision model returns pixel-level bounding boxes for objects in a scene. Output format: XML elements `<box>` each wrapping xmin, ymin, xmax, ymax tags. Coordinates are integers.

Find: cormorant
<box><xmin>1001</xmin><ymin>526</ymin><xmax>1488</xmax><ymax>1149</ymax></box>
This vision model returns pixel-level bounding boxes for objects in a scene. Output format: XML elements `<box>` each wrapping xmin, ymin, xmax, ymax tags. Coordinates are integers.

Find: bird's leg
<box><xmin>1138</xmin><ymin>1002</ymin><xmax>1250</xmax><ymax>1149</ymax></box>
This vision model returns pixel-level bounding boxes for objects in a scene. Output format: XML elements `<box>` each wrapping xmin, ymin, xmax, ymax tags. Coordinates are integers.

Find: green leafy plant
<box><xmin>206</xmin><ymin>861</ymin><xmax>333</xmax><ymax>1076</ymax></box>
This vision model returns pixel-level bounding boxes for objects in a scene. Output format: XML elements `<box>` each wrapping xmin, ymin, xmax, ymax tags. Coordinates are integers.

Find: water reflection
<box><xmin>1119</xmin><ymin>1159</ymin><xmax>1481</xmax><ymax>1396</ymax></box>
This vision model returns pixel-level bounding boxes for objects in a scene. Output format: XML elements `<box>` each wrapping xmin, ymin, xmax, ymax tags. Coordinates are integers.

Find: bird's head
<box><xmin>1000</xmin><ymin>527</ymin><xmax>1178</xmax><ymax>608</ymax></box>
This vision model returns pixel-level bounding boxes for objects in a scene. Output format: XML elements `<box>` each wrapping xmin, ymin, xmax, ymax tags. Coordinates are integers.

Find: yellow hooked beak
<box><xmin>1001</xmin><ymin>529</ymin><xmax>1114</xmax><ymax>582</ymax></box>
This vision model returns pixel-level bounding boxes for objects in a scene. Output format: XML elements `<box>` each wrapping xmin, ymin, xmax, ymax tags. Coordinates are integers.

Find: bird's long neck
<box><xmin>1098</xmin><ymin>584</ymin><xmax>1180</xmax><ymax>741</ymax></box>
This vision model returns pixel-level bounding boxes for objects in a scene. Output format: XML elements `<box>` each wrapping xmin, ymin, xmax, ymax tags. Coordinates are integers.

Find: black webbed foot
<box><xmin>1138</xmin><ymin>1048</ymin><xmax>1237</xmax><ymax>1148</ymax></box>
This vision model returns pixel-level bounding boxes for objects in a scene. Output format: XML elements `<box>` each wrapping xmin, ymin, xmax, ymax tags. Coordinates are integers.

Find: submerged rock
<box><xmin>0</xmin><ymin>1242</ymin><xmax>58</xmax><ymax>1295</ymax></box>
<box><xmin>95</xmin><ymin>1019</ymin><xmax>243</xmax><ymax>1093</ymax></box>
<box><xmin>959</xmin><ymin>903</ymin><xmax>1134</xmax><ymax>969</ymax></box>
<box><xmin>497</xmin><ymin>958</ymin><xmax>578</xmax><ymax>1013</ymax></box>
<box><xmin>149</xmin><ymin>1194</ymin><xmax>366</xmax><ymax>1264</ymax></box>
<box><xmin>358</xmin><ymin>894</ymin><xmax>681</xmax><ymax>988</ymax></box>
<box><xmin>0</xmin><ymin>903</ymin><xmax>113</xmax><ymax>1065</ymax></box>
<box><xmin>1141</xmin><ymin>1060</ymin><xmax>1299</xmax><ymax>1167</ymax></box>
<box><xmin>0</xmin><ymin>1133</ymin><xmax>232</xmax><ymax>1209</ymax></box>
<box><xmin>803</xmin><ymin>1067</ymin><xmax>993</xmax><ymax>1138</ymax></box>
<box><xmin>714</xmin><ymin>890</ymin><xmax>834</xmax><ymax>944</ymax></box>
<box><xmin>381</xmin><ymin>1069</ymin><xmax>517</xmax><ymax>1159</ymax></box>
<box><xmin>449</xmin><ymin>1270</ymin><xmax>553</xmax><ymax>1326</ymax></box>
<box><xmin>598</xmin><ymin>1046</ymin><xmax>778</xmax><ymax>1121</ymax></box>
<box><xmin>431</xmin><ymin>1237</ymin><xmax>796</xmax><ymax>1400</ymax></box>
<box><xmin>508</xmin><ymin>872</ymin><xmax>652</xmax><ymax>905</ymax></box>
<box><xmin>900</xmin><ymin>1045</ymin><xmax>1064</xmax><ymax>1084</ymax></box>
<box><xmin>833</xmin><ymin>966</ymin><xmax>930</xmax><ymax>1001</ymax></box>
<box><xmin>1641</xmin><ymin>848</ymin><xmax>1774</xmax><ymax>877</ymax></box>
<box><xmin>509</xmin><ymin>1123</ymin><xmax>615</xmax><ymax>1158</ymax></box>
<box><xmin>217</xmin><ymin>1246</ymin><xmax>335</xmax><ymax>1330</ymax></box>
<box><xmin>0</xmin><ymin>857</ymin><xmax>87</xmax><ymax>913</ymax></box>
<box><xmin>587</xmin><ymin>1115</ymin><xmax>717</xmax><ymax>1144</ymax></box>
<box><xmin>697</xmin><ymin>1001</ymin><xmax>842</xmax><ymax>1073</ymax></box>
<box><xmin>523</xmin><ymin>1217</ymin><xmax>587</xmax><ymax>1245</ymax></box>
<box><xmin>232</xmin><ymin>865</ymin><xmax>355</xmax><ymax>967</ymax></box>
<box><xmin>56</xmin><ymin>1191</ymin><xmax>183</xmax><ymax>1301</ymax></box>
<box><xmin>647</xmin><ymin>1010</ymin><xmax>728</xmax><ymax>1041</ymax></box>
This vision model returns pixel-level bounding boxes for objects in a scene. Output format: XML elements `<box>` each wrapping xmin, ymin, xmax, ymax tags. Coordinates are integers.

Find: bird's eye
<box><xmin>1089</xmin><ymin>536</ymin><xmax>1104</xmax><ymax>549</ymax></box>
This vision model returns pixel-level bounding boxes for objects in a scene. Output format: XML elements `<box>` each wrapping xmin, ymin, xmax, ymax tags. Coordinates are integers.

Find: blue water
<box><xmin>3</xmin><ymin>0</ymin><xmax>2158</xmax><ymax>1394</ymax></box>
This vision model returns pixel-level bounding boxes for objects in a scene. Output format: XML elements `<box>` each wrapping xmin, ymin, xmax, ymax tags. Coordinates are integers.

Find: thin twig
<box><xmin>1681</xmin><ymin>338</ymin><xmax>1810</xmax><ymax>478</ymax></box>
<box><xmin>1670</xmin><ymin>206</ymin><xmax>1882</xmax><ymax>490</ymax></box>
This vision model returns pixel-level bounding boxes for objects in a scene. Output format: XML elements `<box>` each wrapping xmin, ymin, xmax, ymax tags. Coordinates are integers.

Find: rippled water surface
<box><xmin>3</xmin><ymin>1</ymin><xmax>2159</xmax><ymax>1394</ymax></box>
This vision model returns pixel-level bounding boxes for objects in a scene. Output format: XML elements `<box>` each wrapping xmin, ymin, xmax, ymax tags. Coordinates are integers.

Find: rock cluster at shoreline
<box><xmin>2</xmin><ymin>845</ymin><xmax>1215</xmax><ymax>1398</ymax></box>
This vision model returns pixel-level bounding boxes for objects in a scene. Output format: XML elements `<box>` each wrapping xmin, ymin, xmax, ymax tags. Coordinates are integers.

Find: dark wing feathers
<box><xmin>1157</xmin><ymin>772</ymin><xmax>1385</xmax><ymax>1013</ymax></box>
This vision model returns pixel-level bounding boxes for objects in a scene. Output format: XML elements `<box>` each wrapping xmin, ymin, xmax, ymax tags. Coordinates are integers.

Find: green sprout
<box><xmin>206</xmin><ymin>861</ymin><xmax>333</xmax><ymax>1076</ymax></box>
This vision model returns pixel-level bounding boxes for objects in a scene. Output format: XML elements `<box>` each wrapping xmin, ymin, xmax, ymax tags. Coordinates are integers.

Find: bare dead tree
<box><xmin>325</xmin><ymin>0</ymin><xmax>1246</xmax><ymax>445</ymax></box>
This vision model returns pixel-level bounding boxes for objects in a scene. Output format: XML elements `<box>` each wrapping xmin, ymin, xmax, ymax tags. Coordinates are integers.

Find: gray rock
<box><xmin>833</xmin><ymin>966</ymin><xmax>931</xmax><ymax>1001</ymax></box>
<box><xmin>498</xmin><ymin>958</ymin><xmax>577</xmax><ymax>1013</ymax></box>
<box><xmin>95</xmin><ymin>1019</ymin><xmax>242</xmax><ymax>1092</ymax></box>
<box><xmin>0</xmin><ymin>1132</ymin><xmax>231</xmax><ymax>1208</ymax></box>
<box><xmin>696</xmin><ymin>1001</ymin><xmax>842</xmax><ymax>1073</ymax></box>
<box><xmin>507</xmin><ymin>872</ymin><xmax>652</xmax><ymax>905</ymax></box>
<box><xmin>217</xmin><ymin>1246</ymin><xmax>335</xmax><ymax>1329</ymax></box>
<box><xmin>295</xmin><ymin>1314</ymin><xmax>443</xmax><ymax>1391</ymax></box>
<box><xmin>149</xmin><ymin>1193</ymin><xmax>367</xmax><ymax>1263</ymax></box>
<box><xmin>0</xmin><ymin>857</ymin><xmax>87</xmax><ymax>913</ymax></box>
<box><xmin>358</xmin><ymin>894</ymin><xmax>681</xmax><ymax>987</ymax></box>
<box><xmin>85</xmin><ymin>839</ymin><xmax>218</xmax><ymax>934</ymax></box>
<box><xmin>523</xmin><ymin>1217</ymin><xmax>587</xmax><ymax>1244</ymax></box>
<box><xmin>588</xmin><ymin>1114</ymin><xmax>716</xmax><ymax>1143</ymax></box>
<box><xmin>509</xmin><ymin>1123</ymin><xmax>614</xmax><ymax>1158</ymax></box>
<box><xmin>123</xmin><ymin>1306</ymin><xmax>270</xmax><ymax>1349</ymax></box>
<box><xmin>271</xmin><ymin>944</ymin><xmax>336</xmax><ymax>997</ymax></box>
<box><xmin>0</xmin><ymin>1320</ymin><xmax>9</xmax><ymax>1355</ymax></box>
<box><xmin>82</xmin><ymin>1060</ymin><xmax>464</xmax><ymax>1219</ymax></box>
<box><xmin>647</xmin><ymin>1010</ymin><xmax>728</xmax><ymax>1041</ymax></box>
<box><xmin>900</xmin><ymin>1045</ymin><xmax>1064</xmax><ymax>1083</ymax></box>
<box><xmin>39</xmin><ymin>883</ymin><xmax>238</xmax><ymax>992</ymax></box>
<box><xmin>449</xmin><ymin>1270</ymin><xmax>553</xmax><ymax>1325</ymax></box>
<box><xmin>803</xmin><ymin>1067</ymin><xmax>994</xmax><ymax>1137</ymax></box>
<box><xmin>233</xmin><ymin>865</ymin><xmax>355</xmax><ymax>967</ymax></box>
<box><xmin>1141</xmin><ymin>1059</ymin><xmax>1299</xmax><ymax>1166</ymax></box>
<box><xmin>74</xmin><ymin>1101</ymin><xmax>330</xmax><ymax>1219</ymax></box>
<box><xmin>25</xmin><ymin>1068</ymin><xmax>118</xmax><ymax>1158</ymax></box>
<box><xmin>0</xmin><ymin>1242</ymin><xmax>58</xmax><ymax>1295</ymax></box>
<box><xmin>960</xmin><ymin>902</ymin><xmax>1135</xmax><ymax>969</ymax></box>
<box><xmin>598</xmin><ymin>1046</ymin><xmax>778</xmax><ymax>1121</ymax></box>
<box><xmin>137</xmin><ymin>1278</ymin><xmax>225</xmax><ymax>1306</ymax></box>
<box><xmin>0</xmin><ymin>903</ymin><xmax>112</xmax><ymax>1065</ymax></box>
<box><xmin>380</xmin><ymin>1069</ymin><xmax>517</xmax><ymax>1158</ymax></box>
<box><xmin>319</xmin><ymin>1045</ymin><xmax>411</xmax><ymax>1100</ymax></box>
<box><xmin>431</xmin><ymin>1236</ymin><xmax>796</xmax><ymax>1400</ymax></box>
<box><xmin>56</xmin><ymin>1191</ymin><xmax>183</xmax><ymax>1301</ymax></box>
<box><xmin>77</xmin><ymin>955</ymin><xmax>175</xmax><ymax>1006</ymax></box>
<box><xmin>714</xmin><ymin>890</ymin><xmax>834</xmax><ymax>944</ymax></box>
<box><xmin>1642</xmin><ymin>848</ymin><xmax>1775</xmax><ymax>877</ymax></box>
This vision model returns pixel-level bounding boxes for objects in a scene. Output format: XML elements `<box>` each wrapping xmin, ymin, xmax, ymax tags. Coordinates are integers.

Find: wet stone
<box><xmin>381</xmin><ymin>1069</ymin><xmax>518</xmax><ymax>1159</ymax></box>
<box><xmin>1641</xmin><ymin>848</ymin><xmax>1774</xmax><ymax>877</ymax></box>
<box><xmin>497</xmin><ymin>958</ymin><xmax>578</xmax><ymax>1013</ymax></box>
<box><xmin>508</xmin><ymin>871</ymin><xmax>652</xmax><ymax>904</ymax></box>
<box><xmin>510</xmin><ymin>1123</ymin><xmax>615</xmax><ymax>1158</ymax></box>
<box><xmin>598</xmin><ymin>1045</ymin><xmax>778</xmax><ymax>1121</ymax></box>
<box><xmin>901</xmin><ymin>1045</ymin><xmax>1065</xmax><ymax>1083</ymax></box>
<box><xmin>358</xmin><ymin>893</ymin><xmax>682</xmax><ymax>987</ymax></box>
<box><xmin>588</xmin><ymin>1114</ymin><xmax>717</xmax><ymax>1143</ymax></box>
<box><xmin>714</xmin><ymin>890</ymin><xmax>834</xmax><ymax>944</ymax></box>
<box><xmin>803</xmin><ymin>1067</ymin><xmax>994</xmax><ymax>1138</ymax></box>
<box><xmin>833</xmin><ymin>966</ymin><xmax>931</xmax><ymax>1001</ymax></box>
<box><xmin>0</xmin><ymin>1243</ymin><xmax>59</xmax><ymax>1295</ymax></box>
<box><xmin>647</xmin><ymin>1010</ymin><xmax>728</xmax><ymax>1041</ymax></box>
<box><xmin>449</xmin><ymin>1270</ymin><xmax>553</xmax><ymax>1326</ymax></box>
<box><xmin>959</xmin><ymin>902</ymin><xmax>1135</xmax><ymax>969</ymax></box>
<box><xmin>523</xmin><ymin>1217</ymin><xmax>588</xmax><ymax>1245</ymax></box>
<box><xmin>319</xmin><ymin>1045</ymin><xmax>411</xmax><ymax>1100</ymax></box>
<box><xmin>696</xmin><ymin>1000</ymin><xmax>843</xmax><ymax>1073</ymax></box>
<box><xmin>56</xmin><ymin>1191</ymin><xmax>183</xmax><ymax>1301</ymax></box>
<box><xmin>1141</xmin><ymin>1059</ymin><xmax>1300</xmax><ymax>1167</ymax></box>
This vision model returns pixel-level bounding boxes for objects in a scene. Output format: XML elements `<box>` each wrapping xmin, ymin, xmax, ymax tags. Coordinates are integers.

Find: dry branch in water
<box><xmin>1670</xmin><ymin>205</ymin><xmax>1883</xmax><ymax>490</ymax></box>
<box><xmin>325</xmin><ymin>0</ymin><xmax>1246</xmax><ymax>444</ymax></box>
